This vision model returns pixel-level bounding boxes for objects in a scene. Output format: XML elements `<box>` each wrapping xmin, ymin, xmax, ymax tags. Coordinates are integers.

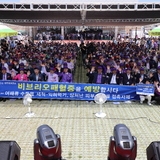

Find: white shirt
<box><xmin>46</xmin><ymin>73</ymin><xmax>58</xmax><ymax>82</ymax></box>
<box><xmin>3</xmin><ymin>63</ymin><xmax>9</xmax><ymax>73</ymax></box>
<box><xmin>2</xmin><ymin>73</ymin><xmax>6</xmax><ymax>80</ymax></box>
<box><xmin>158</xmin><ymin>74</ymin><xmax>160</xmax><ymax>81</ymax></box>
<box><xmin>41</xmin><ymin>66</ymin><xmax>59</xmax><ymax>82</ymax></box>
<box><xmin>41</xmin><ymin>66</ymin><xmax>46</xmax><ymax>73</ymax></box>
<box><xmin>19</xmin><ymin>59</ymin><xmax>27</xmax><ymax>65</ymax></box>
<box><xmin>146</xmin><ymin>63</ymin><xmax>150</xmax><ymax>70</ymax></box>
<box><xmin>110</xmin><ymin>74</ymin><xmax>116</xmax><ymax>84</ymax></box>
<box><xmin>36</xmin><ymin>75</ymin><xmax>39</xmax><ymax>81</ymax></box>
<box><xmin>140</xmin><ymin>74</ymin><xmax>144</xmax><ymax>80</ymax></box>
<box><xmin>67</xmin><ymin>62</ymin><xmax>74</xmax><ymax>70</ymax></box>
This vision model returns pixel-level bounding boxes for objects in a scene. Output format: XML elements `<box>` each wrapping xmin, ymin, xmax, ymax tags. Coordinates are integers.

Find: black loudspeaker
<box><xmin>146</xmin><ymin>141</ymin><xmax>160</xmax><ymax>160</ymax></box>
<box><xmin>0</xmin><ymin>141</ymin><xmax>21</xmax><ymax>160</ymax></box>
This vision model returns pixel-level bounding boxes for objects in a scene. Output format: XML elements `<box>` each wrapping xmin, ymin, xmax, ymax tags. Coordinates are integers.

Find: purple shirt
<box><xmin>60</xmin><ymin>72</ymin><xmax>72</xmax><ymax>83</ymax></box>
<box><xmin>96</xmin><ymin>74</ymin><xmax>102</xmax><ymax>84</ymax></box>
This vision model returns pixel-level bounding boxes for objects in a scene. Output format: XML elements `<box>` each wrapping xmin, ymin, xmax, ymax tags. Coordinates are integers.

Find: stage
<box><xmin>0</xmin><ymin>99</ymin><xmax>159</xmax><ymax>160</ymax></box>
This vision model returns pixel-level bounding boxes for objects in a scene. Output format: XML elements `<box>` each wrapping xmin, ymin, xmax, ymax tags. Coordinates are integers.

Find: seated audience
<box><xmin>122</xmin><ymin>68</ymin><xmax>135</xmax><ymax>85</ymax></box>
<box><xmin>86</xmin><ymin>64</ymin><xmax>96</xmax><ymax>83</ymax></box>
<box><xmin>0</xmin><ymin>67</ymin><xmax>12</xmax><ymax>80</ymax></box>
<box><xmin>59</xmin><ymin>67</ymin><xmax>73</xmax><ymax>83</ymax></box>
<box><xmin>106</xmin><ymin>67</ymin><xmax>122</xmax><ymax>85</ymax></box>
<box><xmin>28</xmin><ymin>67</ymin><xmax>44</xmax><ymax>81</ymax></box>
<box><xmin>13</xmin><ymin>68</ymin><xmax>28</xmax><ymax>81</ymax></box>
<box><xmin>139</xmin><ymin>78</ymin><xmax>152</xmax><ymax>106</ymax></box>
<box><xmin>43</xmin><ymin>67</ymin><xmax>59</xmax><ymax>82</ymax></box>
<box><xmin>92</xmin><ymin>66</ymin><xmax>106</xmax><ymax>84</ymax></box>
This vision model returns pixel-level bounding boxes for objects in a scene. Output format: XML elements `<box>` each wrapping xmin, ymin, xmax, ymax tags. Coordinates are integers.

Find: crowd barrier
<box><xmin>0</xmin><ymin>80</ymin><xmax>155</xmax><ymax>101</ymax></box>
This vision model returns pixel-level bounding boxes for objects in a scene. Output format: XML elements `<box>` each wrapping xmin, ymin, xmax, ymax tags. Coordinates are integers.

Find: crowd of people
<box><xmin>81</xmin><ymin>37</ymin><xmax>160</xmax><ymax>105</ymax></box>
<box><xmin>1</xmin><ymin>36</ymin><xmax>160</xmax><ymax>105</ymax></box>
<box><xmin>35</xmin><ymin>30</ymin><xmax>114</xmax><ymax>41</ymax></box>
<box><xmin>0</xmin><ymin>39</ymin><xmax>78</xmax><ymax>86</ymax></box>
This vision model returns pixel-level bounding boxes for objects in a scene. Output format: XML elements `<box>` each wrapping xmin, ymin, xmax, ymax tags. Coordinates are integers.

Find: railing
<box><xmin>0</xmin><ymin>3</ymin><xmax>159</xmax><ymax>11</ymax></box>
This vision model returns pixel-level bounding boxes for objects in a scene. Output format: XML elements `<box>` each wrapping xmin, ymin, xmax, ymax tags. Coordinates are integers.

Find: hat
<box><xmin>8</xmin><ymin>64</ymin><xmax>13</xmax><ymax>67</ymax></box>
<box><xmin>142</xmin><ymin>60</ymin><xmax>146</xmax><ymax>63</ymax></box>
<box><xmin>20</xmin><ymin>68</ymin><xmax>24</xmax><ymax>71</ymax></box>
<box><xmin>63</xmin><ymin>63</ymin><xmax>68</xmax><ymax>67</ymax></box>
<box><xmin>91</xmin><ymin>63</ymin><xmax>96</xmax><ymax>67</ymax></box>
<box><xmin>63</xmin><ymin>66</ymin><xmax>68</xmax><ymax>69</ymax></box>
<box><xmin>140</xmin><ymin>68</ymin><xmax>144</xmax><ymax>71</ymax></box>
<box><xmin>50</xmin><ymin>68</ymin><xmax>56</xmax><ymax>71</ymax></box>
<box><xmin>97</xmin><ymin>66</ymin><xmax>102</xmax><ymax>69</ymax></box>
<box><xmin>126</xmin><ymin>68</ymin><xmax>131</xmax><ymax>71</ymax></box>
<box><xmin>67</xmin><ymin>56</ymin><xmax>72</xmax><ymax>59</ymax></box>
<box><xmin>111</xmin><ymin>67</ymin><xmax>117</xmax><ymax>71</ymax></box>
<box><xmin>125</xmin><ymin>56</ymin><xmax>129</xmax><ymax>59</ymax></box>
<box><xmin>120</xmin><ymin>63</ymin><xmax>125</xmax><ymax>67</ymax></box>
<box><xmin>14</xmin><ymin>59</ymin><xmax>19</xmax><ymax>62</ymax></box>
<box><xmin>137</xmin><ymin>62</ymin><xmax>141</xmax><ymax>66</ymax></box>
<box><xmin>19</xmin><ymin>63</ymin><xmax>24</xmax><ymax>66</ymax></box>
<box><xmin>2</xmin><ymin>67</ymin><xmax>6</xmax><ymax>70</ymax></box>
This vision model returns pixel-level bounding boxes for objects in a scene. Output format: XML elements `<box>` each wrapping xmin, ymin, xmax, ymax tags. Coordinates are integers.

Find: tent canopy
<box><xmin>149</xmin><ymin>26</ymin><xmax>160</xmax><ymax>36</ymax></box>
<box><xmin>0</xmin><ymin>24</ymin><xmax>17</xmax><ymax>38</ymax></box>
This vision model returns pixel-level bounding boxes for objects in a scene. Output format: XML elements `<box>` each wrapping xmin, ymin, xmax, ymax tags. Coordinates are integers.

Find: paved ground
<box><xmin>0</xmin><ymin>99</ymin><xmax>160</xmax><ymax>160</ymax></box>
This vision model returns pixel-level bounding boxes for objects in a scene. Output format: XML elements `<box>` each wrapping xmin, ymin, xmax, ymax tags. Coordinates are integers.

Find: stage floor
<box><xmin>0</xmin><ymin>99</ymin><xmax>160</xmax><ymax>160</ymax></box>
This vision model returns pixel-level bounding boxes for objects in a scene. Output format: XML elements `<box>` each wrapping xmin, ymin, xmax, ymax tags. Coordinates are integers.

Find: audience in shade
<box><xmin>0</xmin><ymin>36</ymin><xmax>160</xmax><ymax>104</ymax></box>
<box><xmin>83</xmin><ymin>37</ymin><xmax>160</xmax><ymax>105</ymax></box>
<box><xmin>0</xmin><ymin>67</ymin><xmax>12</xmax><ymax>80</ymax></box>
<box><xmin>59</xmin><ymin>66</ymin><xmax>73</xmax><ymax>83</ymax></box>
<box><xmin>0</xmin><ymin>40</ymin><xmax>77</xmax><ymax>84</ymax></box>
<box><xmin>13</xmin><ymin>68</ymin><xmax>28</xmax><ymax>81</ymax></box>
<box><xmin>139</xmin><ymin>78</ymin><xmax>152</xmax><ymax>105</ymax></box>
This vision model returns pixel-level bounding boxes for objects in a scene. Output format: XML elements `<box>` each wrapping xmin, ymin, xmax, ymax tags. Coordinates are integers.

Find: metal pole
<box><xmin>135</xmin><ymin>27</ymin><xmax>137</xmax><ymax>43</ymax></box>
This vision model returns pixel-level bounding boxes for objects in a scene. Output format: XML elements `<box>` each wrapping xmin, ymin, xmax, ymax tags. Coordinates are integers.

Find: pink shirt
<box><xmin>13</xmin><ymin>74</ymin><xmax>28</xmax><ymax>81</ymax></box>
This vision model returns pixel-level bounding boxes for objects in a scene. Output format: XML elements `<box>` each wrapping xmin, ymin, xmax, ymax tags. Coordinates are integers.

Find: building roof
<box><xmin>0</xmin><ymin>3</ymin><xmax>159</xmax><ymax>26</ymax></box>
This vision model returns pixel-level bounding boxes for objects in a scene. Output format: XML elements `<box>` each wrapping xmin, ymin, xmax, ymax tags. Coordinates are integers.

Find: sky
<box><xmin>0</xmin><ymin>0</ymin><xmax>160</xmax><ymax>2</ymax></box>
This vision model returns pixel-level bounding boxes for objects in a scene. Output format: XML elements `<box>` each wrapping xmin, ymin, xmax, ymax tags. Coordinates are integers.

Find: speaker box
<box><xmin>0</xmin><ymin>141</ymin><xmax>21</xmax><ymax>160</ymax></box>
<box><xmin>146</xmin><ymin>141</ymin><xmax>160</xmax><ymax>160</ymax></box>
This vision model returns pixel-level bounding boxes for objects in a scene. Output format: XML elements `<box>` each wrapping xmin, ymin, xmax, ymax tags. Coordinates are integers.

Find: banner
<box><xmin>0</xmin><ymin>80</ymin><xmax>140</xmax><ymax>101</ymax></box>
<box><xmin>136</xmin><ymin>84</ymin><xmax>155</xmax><ymax>96</ymax></box>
